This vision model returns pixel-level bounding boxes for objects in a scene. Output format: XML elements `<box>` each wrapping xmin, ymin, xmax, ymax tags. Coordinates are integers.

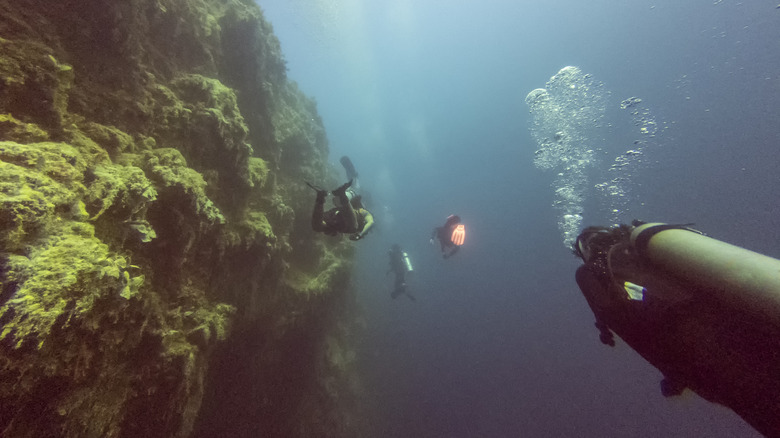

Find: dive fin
<box><xmin>340</xmin><ymin>156</ymin><xmax>359</xmax><ymax>187</ymax></box>
<box><xmin>305</xmin><ymin>181</ymin><xmax>324</xmax><ymax>193</ymax></box>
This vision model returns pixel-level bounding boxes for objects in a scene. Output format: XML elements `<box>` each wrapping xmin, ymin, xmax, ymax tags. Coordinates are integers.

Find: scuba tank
<box><xmin>630</xmin><ymin>222</ymin><xmax>780</xmax><ymax>328</ymax></box>
<box><xmin>402</xmin><ymin>251</ymin><xmax>413</xmax><ymax>273</ymax></box>
<box><xmin>389</xmin><ymin>244</ymin><xmax>416</xmax><ymax>301</ymax></box>
<box><xmin>574</xmin><ymin>222</ymin><xmax>780</xmax><ymax>437</ymax></box>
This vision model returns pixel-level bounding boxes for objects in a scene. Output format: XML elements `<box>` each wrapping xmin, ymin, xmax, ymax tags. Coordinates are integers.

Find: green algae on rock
<box><xmin>0</xmin><ymin>0</ymin><xmax>365</xmax><ymax>437</ymax></box>
<box><xmin>1</xmin><ymin>230</ymin><xmax>143</xmax><ymax>348</ymax></box>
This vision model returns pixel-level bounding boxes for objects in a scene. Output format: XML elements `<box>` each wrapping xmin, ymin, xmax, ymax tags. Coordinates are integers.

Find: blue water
<box><xmin>259</xmin><ymin>1</ymin><xmax>779</xmax><ymax>436</ymax></box>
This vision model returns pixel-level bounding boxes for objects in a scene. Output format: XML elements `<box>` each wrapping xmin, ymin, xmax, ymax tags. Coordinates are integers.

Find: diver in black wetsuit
<box><xmin>307</xmin><ymin>156</ymin><xmax>375</xmax><ymax>240</ymax></box>
<box><xmin>308</xmin><ymin>180</ymin><xmax>359</xmax><ymax>235</ymax></box>
<box><xmin>430</xmin><ymin>215</ymin><xmax>464</xmax><ymax>259</ymax></box>
<box><xmin>573</xmin><ymin>221</ymin><xmax>780</xmax><ymax>437</ymax></box>
<box><xmin>388</xmin><ymin>244</ymin><xmax>415</xmax><ymax>301</ymax></box>
<box><xmin>307</xmin><ymin>156</ymin><xmax>375</xmax><ymax>241</ymax></box>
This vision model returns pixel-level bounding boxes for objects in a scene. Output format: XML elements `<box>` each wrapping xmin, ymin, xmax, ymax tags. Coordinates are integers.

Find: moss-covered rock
<box><xmin>248</xmin><ymin>156</ymin><xmax>269</xmax><ymax>188</ymax></box>
<box><xmin>0</xmin><ymin>0</ymin><xmax>365</xmax><ymax>437</ymax></box>
<box><xmin>84</xmin><ymin>163</ymin><xmax>157</xmax><ymax>221</ymax></box>
<box><xmin>0</xmin><ymin>230</ymin><xmax>140</xmax><ymax>348</ymax></box>
<box><xmin>0</xmin><ymin>38</ymin><xmax>74</xmax><ymax>134</ymax></box>
<box><xmin>0</xmin><ymin>114</ymin><xmax>50</xmax><ymax>143</ymax></box>
<box><xmin>140</xmin><ymin>148</ymin><xmax>224</xmax><ymax>225</ymax></box>
<box><xmin>0</xmin><ymin>141</ymin><xmax>85</xmax><ymax>249</ymax></box>
<box><xmin>79</xmin><ymin>121</ymin><xmax>139</xmax><ymax>158</ymax></box>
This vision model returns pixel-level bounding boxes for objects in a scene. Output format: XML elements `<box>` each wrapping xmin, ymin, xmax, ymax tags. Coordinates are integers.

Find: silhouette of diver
<box><xmin>307</xmin><ymin>179</ymin><xmax>374</xmax><ymax>240</ymax></box>
<box><xmin>388</xmin><ymin>244</ymin><xmax>415</xmax><ymax>301</ymax></box>
<box><xmin>430</xmin><ymin>215</ymin><xmax>465</xmax><ymax>259</ymax></box>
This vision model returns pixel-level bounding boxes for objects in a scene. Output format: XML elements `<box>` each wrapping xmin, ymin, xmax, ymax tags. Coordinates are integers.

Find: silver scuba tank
<box><xmin>402</xmin><ymin>252</ymin><xmax>413</xmax><ymax>273</ymax></box>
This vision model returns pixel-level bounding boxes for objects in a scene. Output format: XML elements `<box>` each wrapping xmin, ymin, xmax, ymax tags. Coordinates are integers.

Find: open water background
<box><xmin>259</xmin><ymin>1</ymin><xmax>779</xmax><ymax>436</ymax></box>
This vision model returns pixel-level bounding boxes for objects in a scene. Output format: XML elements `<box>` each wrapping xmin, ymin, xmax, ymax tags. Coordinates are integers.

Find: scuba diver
<box><xmin>573</xmin><ymin>220</ymin><xmax>780</xmax><ymax>437</ymax></box>
<box><xmin>307</xmin><ymin>155</ymin><xmax>375</xmax><ymax>240</ymax></box>
<box><xmin>430</xmin><ymin>215</ymin><xmax>465</xmax><ymax>259</ymax></box>
<box><xmin>388</xmin><ymin>244</ymin><xmax>415</xmax><ymax>301</ymax></box>
<box><xmin>307</xmin><ymin>179</ymin><xmax>374</xmax><ymax>240</ymax></box>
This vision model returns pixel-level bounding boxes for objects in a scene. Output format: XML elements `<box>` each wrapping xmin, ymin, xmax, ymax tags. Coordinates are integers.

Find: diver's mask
<box><xmin>574</xmin><ymin>228</ymin><xmax>611</xmax><ymax>263</ymax></box>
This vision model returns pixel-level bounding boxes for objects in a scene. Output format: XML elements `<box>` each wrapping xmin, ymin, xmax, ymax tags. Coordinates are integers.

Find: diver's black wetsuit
<box><xmin>311</xmin><ymin>182</ymin><xmax>359</xmax><ymax>236</ymax></box>
<box><xmin>574</xmin><ymin>225</ymin><xmax>780</xmax><ymax>437</ymax></box>
<box><xmin>388</xmin><ymin>244</ymin><xmax>414</xmax><ymax>301</ymax></box>
<box><xmin>431</xmin><ymin>215</ymin><xmax>461</xmax><ymax>259</ymax></box>
<box><xmin>388</xmin><ymin>245</ymin><xmax>407</xmax><ymax>298</ymax></box>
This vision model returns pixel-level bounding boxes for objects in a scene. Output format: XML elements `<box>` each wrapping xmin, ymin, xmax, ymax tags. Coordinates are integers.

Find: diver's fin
<box><xmin>305</xmin><ymin>181</ymin><xmax>328</xmax><ymax>201</ymax></box>
<box><xmin>305</xmin><ymin>181</ymin><xmax>324</xmax><ymax>192</ymax></box>
<box><xmin>406</xmin><ymin>293</ymin><xmax>416</xmax><ymax>302</ymax></box>
<box><xmin>340</xmin><ymin>156</ymin><xmax>358</xmax><ymax>181</ymax></box>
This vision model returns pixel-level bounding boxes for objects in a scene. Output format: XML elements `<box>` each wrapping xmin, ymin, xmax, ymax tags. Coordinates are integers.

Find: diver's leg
<box><xmin>340</xmin><ymin>198</ymin><xmax>358</xmax><ymax>232</ymax></box>
<box><xmin>332</xmin><ymin>180</ymin><xmax>358</xmax><ymax>232</ymax></box>
<box><xmin>311</xmin><ymin>192</ymin><xmax>327</xmax><ymax>231</ymax></box>
<box><xmin>392</xmin><ymin>277</ymin><xmax>403</xmax><ymax>298</ymax></box>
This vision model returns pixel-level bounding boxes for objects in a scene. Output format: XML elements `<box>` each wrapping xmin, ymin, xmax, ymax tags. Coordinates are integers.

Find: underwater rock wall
<box><xmin>0</xmin><ymin>1</ymin><xmax>362</xmax><ymax>437</ymax></box>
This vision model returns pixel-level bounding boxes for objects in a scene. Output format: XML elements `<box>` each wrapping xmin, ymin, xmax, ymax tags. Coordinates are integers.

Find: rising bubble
<box><xmin>525</xmin><ymin>66</ymin><xmax>606</xmax><ymax>248</ymax></box>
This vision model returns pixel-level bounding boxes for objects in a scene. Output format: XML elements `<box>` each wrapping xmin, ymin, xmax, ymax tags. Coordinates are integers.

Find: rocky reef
<box><xmin>0</xmin><ymin>0</ymin><xmax>364</xmax><ymax>436</ymax></box>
